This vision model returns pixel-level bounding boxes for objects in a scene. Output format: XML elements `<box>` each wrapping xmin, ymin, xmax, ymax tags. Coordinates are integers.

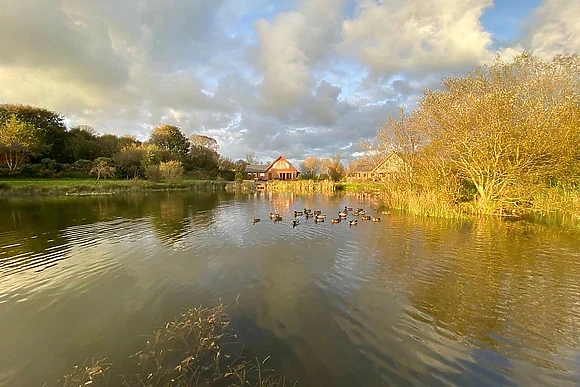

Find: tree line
<box><xmin>352</xmin><ymin>53</ymin><xmax>580</xmax><ymax>216</ymax></box>
<box><xmin>0</xmin><ymin>105</ymin><xmax>249</xmax><ymax>181</ymax></box>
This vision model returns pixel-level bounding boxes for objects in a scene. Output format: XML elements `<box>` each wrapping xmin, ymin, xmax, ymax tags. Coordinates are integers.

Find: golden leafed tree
<box><xmin>414</xmin><ymin>52</ymin><xmax>580</xmax><ymax>212</ymax></box>
<box><xmin>0</xmin><ymin>115</ymin><xmax>44</xmax><ymax>171</ymax></box>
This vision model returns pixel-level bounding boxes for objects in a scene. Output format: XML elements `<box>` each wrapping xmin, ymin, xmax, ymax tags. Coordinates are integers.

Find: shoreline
<box><xmin>2</xmin><ymin>178</ymin><xmax>578</xmax><ymax>229</ymax></box>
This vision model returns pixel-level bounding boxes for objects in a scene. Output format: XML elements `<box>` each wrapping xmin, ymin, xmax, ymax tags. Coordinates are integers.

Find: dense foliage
<box><xmin>356</xmin><ymin>53</ymin><xmax>580</xmax><ymax>216</ymax></box>
<box><xmin>0</xmin><ymin>105</ymin><xmax>242</xmax><ymax>181</ymax></box>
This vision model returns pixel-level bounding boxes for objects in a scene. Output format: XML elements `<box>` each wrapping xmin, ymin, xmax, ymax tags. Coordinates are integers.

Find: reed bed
<box><xmin>266</xmin><ymin>180</ymin><xmax>336</xmax><ymax>194</ymax></box>
<box><xmin>55</xmin><ymin>302</ymin><xmax>289</xmax><ymax>387</ymax></box>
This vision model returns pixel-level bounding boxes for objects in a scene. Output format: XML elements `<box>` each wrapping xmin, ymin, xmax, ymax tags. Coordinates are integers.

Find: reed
<box><xmin>56</xmin><ymin>302</ymin><xmax>289</xmax><ymax>387</ymax></box>
<box><xmin>266</xmin><ymin>179</ymin><xmax>336</xmax><ymax>194</ymax></box>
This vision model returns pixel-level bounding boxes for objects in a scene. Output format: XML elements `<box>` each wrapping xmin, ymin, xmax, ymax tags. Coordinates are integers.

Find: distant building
<box><xmin>350</xmin><ymin>152</ymin><xmax>410</xmax><ymax>181</ymax></box>
<box><xmin>244</xmin><ymin>155</ymin><xmax>300</xmax><ymax>181</ymax></box>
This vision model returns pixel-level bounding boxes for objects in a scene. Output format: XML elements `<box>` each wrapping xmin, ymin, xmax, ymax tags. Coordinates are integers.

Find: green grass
<box><xmin>0</xmin><ymin>178</ymin><xmax>231</xmax><ymax>195</ymax></box>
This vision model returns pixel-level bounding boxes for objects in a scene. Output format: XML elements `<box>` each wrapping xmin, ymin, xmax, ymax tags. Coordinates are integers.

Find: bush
<box><xmin>113</xmin><ymin>147</ymin><xmax>146</xmax><ymax>179</ymax></box>
<box><xmin>38</xmin><ymin>158</ymin><xmax>60</xmax><ymax>177</ymax></box>
<box><xmin>64</xmin><ymin>159</ymin><xmax>93</xmax><ymax>178</ymax></box>
<box><xmin>159</xmin><ymin>160</ymin><xmax>184</xmax><ymax>184</ymax></box>
<box><xmin>144</xmin><ymin>164</ymin><xmax>161</xmax><ymax>182</ymax></box>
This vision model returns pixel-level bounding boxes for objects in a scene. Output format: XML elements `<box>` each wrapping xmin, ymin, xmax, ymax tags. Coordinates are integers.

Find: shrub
<box><xmin>90</xmin><ymin>158</ymin><xmax>116</xmax><ymax>182</ymax></box>
<box><xmin>144</xmin><ymin>164</ymin><xmax>161</xmax><ymax>182</ymax></box>
<box><xmin>113</xmin><ymin>146</ymin><xmax>146</xmax><ymax>179</ymax></box>
<box><xmin>159</xmin><ymin>160</ymin><xmax>184</xmax><ymax>184</ymax></box>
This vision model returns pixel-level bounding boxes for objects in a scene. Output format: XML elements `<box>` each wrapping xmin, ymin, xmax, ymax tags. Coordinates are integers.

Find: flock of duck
<box><xmin>252</xmin><ymin>206</ymin><xmax>390</xmax><ymax>228</ymax></box>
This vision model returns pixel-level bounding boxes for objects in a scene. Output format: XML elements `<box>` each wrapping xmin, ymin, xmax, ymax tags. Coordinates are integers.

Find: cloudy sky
<box><xmin>0</xmin><ymin>0</ymin><xmax>578</xmax><ymax>163</ymax></box>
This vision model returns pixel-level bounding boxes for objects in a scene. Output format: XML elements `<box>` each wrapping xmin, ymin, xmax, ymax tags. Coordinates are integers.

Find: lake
<box><xmin>1</xmin><ymin>191</ymin><xmax>579</xmax><ymax>386</ymax></box>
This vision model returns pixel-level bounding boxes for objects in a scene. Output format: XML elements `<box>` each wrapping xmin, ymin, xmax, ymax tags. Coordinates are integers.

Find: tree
<box><xmin>189</xmin><ymin>134</ymin><xmax>219</xmax><ymax>152</ymax></box>
<box><xmin>377</xmin><ymin>107</ymin><xmax>423</xmax><ymax>155</ymax></box>
<box><xmin>114</xmin><ymin>145</ymin><xmax>147</xmax><ymax>179</ymax></box>
<box><xmin>0</xmin><ymin>104</ymin><xmax>67</xmax><ymax>162</ymax></box>
<box><xmin>149</xmin><ymin>124</ymin><xmax>189</xmax><ymax>160</ymax></box>
<box><xmin>300</xmin><ymin>156</ymin><xmax>322</xmax><ymax>179</ymax></box>
<box><xmin>90</xmin><ymin>158</ymin><xmax>116</xmax><ymax>182</ymax></box>
<box><xmin>321</xmin><ymin>153</ymin><xmax>345</xmax><ymax>181</ymax></box>
<box><xmin>414</xmin><ymin>52</ymin><xmax>580</xmax><ymax>212</ymax></box>
<box><xmin>65</xmin><ymin>126</ymin><xmax>100</xmax><ymax>161</ymax></box>
<box><xmin>245</xmin><ymin>151</ymin><xmax>256</xmax><ymax>165</ymax></box>
<box><xmin>0</xmin><ymin>115</ymin><xmax>44</xmax><ymax>171</ymax></box>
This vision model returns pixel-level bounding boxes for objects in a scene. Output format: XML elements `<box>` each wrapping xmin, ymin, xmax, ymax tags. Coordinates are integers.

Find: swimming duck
<box><xmin>314</xmin><ymin>217</ymin><xmax>325</xmax><ymax>223</ymax></box>
<box><xmin>372</xmin><ymin>217</ymin><xmax>381</xmax><ymax>222</ymax></box>
<box><xmin>252</xmin><ymin>218</ymin><xmax>260</xmax><ymax>224</ymax></box>
<box><xmin>338</xmin><ymin>211</ymin><xmax>348</xmax><ymax>218</ymax></box>
<box><xmin>330</xmin><ymin>218</ymin><xmax>341</xmax><ymax>223</ymax></box>
<box><xmin>348</xmin><ymin>219</ymin><xmax>358</xmax><ymax>226</ymax></box>
<box><xmin>294</xmin><ymin>210</ymin><xmax>304</xmax><ymax>217</ymax></box>
<box><xmin>292</xmin><ymin>220</ymin><xmax>300</xmax><ymax>228</ymax></box>
<box><xmin>361</xmin><ymin>215</ymin><xmax>371</xmax><ymax>220</ymax></box>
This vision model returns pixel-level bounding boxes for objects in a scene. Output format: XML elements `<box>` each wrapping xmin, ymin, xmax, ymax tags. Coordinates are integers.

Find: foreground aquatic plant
<box><xmin>56</xmin><ymin>302</ymin><xmax>290</xmax><ymax>387</ymax></box>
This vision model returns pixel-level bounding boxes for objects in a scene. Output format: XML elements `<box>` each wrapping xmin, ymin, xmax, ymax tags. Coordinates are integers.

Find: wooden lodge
<box><xmin>245</xmin><ymin>155</ymin><xmax>300</xmax><ymax>181</ymax></box>
<box><xmin>350</xmin><ymin>152</ymin><xmax>410</xmax><ymax>182</ymax></box>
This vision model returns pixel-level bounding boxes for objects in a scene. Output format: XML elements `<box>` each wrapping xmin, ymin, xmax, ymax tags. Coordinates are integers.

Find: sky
<box><xmin>0</xmin><ymin>0</ymin><xmax>578</xmax><ymax>163</ymax></box>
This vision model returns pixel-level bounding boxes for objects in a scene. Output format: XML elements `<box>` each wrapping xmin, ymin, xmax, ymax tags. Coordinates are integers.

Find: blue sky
<box><xmin>0</xmin><ymin>0</ymin><xmax>577</xmax><ymax>163</ymax></box>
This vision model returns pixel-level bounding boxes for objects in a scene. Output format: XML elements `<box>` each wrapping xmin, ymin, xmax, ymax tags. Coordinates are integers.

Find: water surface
<box><xmin>1</xmin><ymin>191</ymin><xmax>579</xmax><ymax>386</ymax></box>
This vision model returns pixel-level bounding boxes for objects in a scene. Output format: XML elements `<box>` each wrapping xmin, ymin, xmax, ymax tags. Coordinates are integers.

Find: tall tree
<box><xmin>377</xmin><ymin>107</ymin><xmax>423</xmax><ymax>155</ymax></box>
<box><xmin>300</xmin><ymin>156</ymin><xmax>322</xmax><ymax>179</ymax></box>
<box><xmin>65</xmin><ymin>126</ymin><xmax>100</xmax><ymax>161</ymax></box>
<box><xmin>322</xmin><ymin>153</ymin><xmax>345</xmax><ymax>181</ymax></box>
<box><xmin>189</xmin><ymin>134</ymin><xmax>219</xmax><ymax>152</ymax></box>
<box><xmin>0</xmin><ymin>115</ymin><xmax>44</xmax><ymax>171</ymax></box>
<box><xmin>149</xmin><ymin>124</ymin><xmax>189</xmax><ymax>160</ymax></box>
<box><xmin>415</xmin><ymin>52</ymin><xmax>580</xmax><ymax>212</ymax></box>
<box><xmin>0</xmin><ymin>104</ymin><xmax>67</xmax><ymax>162</ymax></box>
<box><xmin>245</xmin><ymin>151</ymin><xmax>256</xmax><ymax>165</ymax></box>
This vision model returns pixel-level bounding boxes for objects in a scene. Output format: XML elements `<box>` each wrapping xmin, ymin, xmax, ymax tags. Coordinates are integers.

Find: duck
<box><xmin>348</xmin><ymin>219</ymin><xmax>358</xmax><ymax>226</ymax></box>
<box><xmin>269</xmin><ymin>212</ymin><xmax>279</xmax><ymax>219</ymax></box>
<box><xmin>294</xmin><ymin>210</ymin><xmax>304</xmax><ymax>217</ymax></box>
<box><xmin>314</xmin><ymin>216</ymin><xmax>325</xmax><ymax>223</ymax></box>
<box><xmin>361</xmin><ymin>215</ymin><xmax>371</xmax><ymax>220</ymax></box>
<box><xmin>313</xmin><ymin>210</ymin><xmax>322</xmax><ymax>216</ymax></box>
<box><xmin>330</xmin><ymin>218</ymin><xmax>341</xmax><ymax>223</ymax></box>
<box><xmin>292</xmin><ymin>220</ymin><xmax>300</xmax><ymax>228</ymax></box>
<box><xmin>372</xmin><ymin>217</ymin><xmax>381</xmax><ymax>222</ymax></box>
<box><xmin>252</xmin><ymin>218</ymin><xmax>260</xmax><ymax>224</ymax></box>
<box><xmin>381</xmin><ymin>210</ymin><xmax>391</xmax><ymax>215</ymax></box>
<box><xmin>346</xmin><ymin>207</ymin><xmax>353</xmax><ymax>212</ymax></box>
<box><xmin>272</xmin><ymin>214</ymin><xmax>283</xmax><ymax>221</ymax></box>
<box><xmin>338</xmin><ymin>211</ymin><xmax>348</xmax><ymax>218</ymax></box>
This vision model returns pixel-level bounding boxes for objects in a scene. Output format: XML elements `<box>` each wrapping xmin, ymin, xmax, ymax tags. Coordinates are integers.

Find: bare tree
<box><xmin>245</xmin><ymin>151</ymin><xmax>256</xmax><ymax>165</ymax></box>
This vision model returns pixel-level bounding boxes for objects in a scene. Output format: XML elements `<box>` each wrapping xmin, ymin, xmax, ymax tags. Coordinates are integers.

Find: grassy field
<box><xmin>0</xmin><ymin>178</ymin><xmax>231</xmax><ymax>195</ymax></box>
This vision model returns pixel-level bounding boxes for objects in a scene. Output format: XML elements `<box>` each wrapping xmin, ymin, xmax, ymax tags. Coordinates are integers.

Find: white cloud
<box><xmin>526</xmin><ymin>0</ymin><xmax>580</xmax><ymax>59</ymax></box>
<box><xmin>254</xmin><ymin>0</ymin><xmax>347</xmax><ymax>114</ymax></box>
<box><xmin>341</xmin><ymin>0</ymin><xmax>494</xmax><ymax>77</ymax></box>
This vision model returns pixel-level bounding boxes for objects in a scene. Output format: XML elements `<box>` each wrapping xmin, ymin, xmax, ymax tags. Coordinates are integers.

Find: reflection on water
<box><xmin>1</xmin><ymin>192</ymin><xmax>580</xmax><ymax>386</ymax></box>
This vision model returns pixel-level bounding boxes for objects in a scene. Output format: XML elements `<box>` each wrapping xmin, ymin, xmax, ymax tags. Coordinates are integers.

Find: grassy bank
<box><xmin>0</xmin><ymin>178</ymin><xmax>231</xmax><ymax>196</ymax></box>
<box><xmin>56</xmin><ymin>302</ymin><xmax>288</xmax><ymax>387</ymax></box>
<box><xmin>342</xmin><ymin>180</ymin><xmax>580</xmax><ymax>228</ymax></box>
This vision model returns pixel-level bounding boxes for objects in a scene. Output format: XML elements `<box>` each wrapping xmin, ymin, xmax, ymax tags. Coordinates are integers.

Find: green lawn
<box><xmin>0</xmin><ymin>178</ymin><xmax>231</xmax><ymax>194</ymax></box>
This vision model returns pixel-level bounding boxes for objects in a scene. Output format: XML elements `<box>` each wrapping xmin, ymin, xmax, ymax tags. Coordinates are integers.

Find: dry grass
<box><xmin>267</xmin><ymin>180</ymin><xmax>336</xmax><ymax>194</ymax></box>
<box><xmin>56</xmin><ymin>302</ymin><xmax>291</xmax><ymax>387</ymax></box>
